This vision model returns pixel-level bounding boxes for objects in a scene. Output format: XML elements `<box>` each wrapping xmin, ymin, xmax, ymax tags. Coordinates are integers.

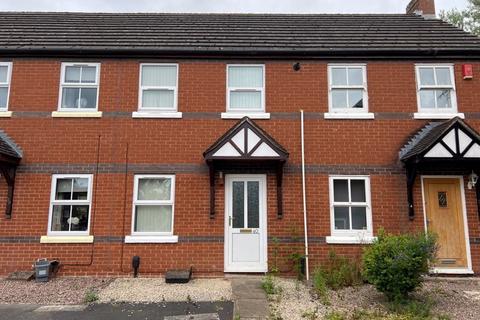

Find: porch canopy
<box><xmin>400</xmin><ymin>117</ymin><xmax>480</xmax><ymax>219</ymax></box>
<box><xmin>203</xmin><ymin>117</ymin><xmax>289</xmax><ymax>219</ymax></box>
<box><xmin>0</xmin><ymin>130</ymin><xmax>22</xmax><ymax>218</ymax></box>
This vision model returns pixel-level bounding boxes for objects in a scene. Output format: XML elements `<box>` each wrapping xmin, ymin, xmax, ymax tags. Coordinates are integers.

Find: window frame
<box><xmin>328</xmin><ymin>175</ymin><xmax>373</xmax><ymax>238</ymax></box>
<box><xmin>131</xmin><ymin>174</ymin><xmax>176</xmax><ymax>237</ymax></box>
<box><xmin>138</xmin><ymin>63</ymin><xmax>179</xmax><ymax>112</ymax></box>
<box><xmin>415</xmin><ymin>64</ymin><xmax>458</xmax><ymax>114</ymax></box>
<box><xmin>47</xmin><ymin>174</ymin><xmax>93</xmax><ymax>236</ymax></box>
<box><xmin>58</xmin><ymin>62</ymin><xmax>101</xmax><ymax>111</ymax></box>
<box><xmin>226</xmin><ymin>64</ymin><xmax>266</xmax><ymax>113</ymax></box>
<box><xmin>0</xmin><ymin>62</ymin><xmax>12</xmax><ymax>110</ymax></box>
<box><xmin>327</xmin><ymin>64</ymin><xmax>369</xmax><ymax>114</ymax></box>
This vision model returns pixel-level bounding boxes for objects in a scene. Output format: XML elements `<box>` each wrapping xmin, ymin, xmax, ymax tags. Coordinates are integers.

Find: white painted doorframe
<box><xmin>224</xmin><ymin>174</ymin><xmax>268</xmax><ymax>273</ymax></box>
<box><xmin>420</xmin><ymin>175</ymin><xmax>474</xmax><ymax>274</ymax></box>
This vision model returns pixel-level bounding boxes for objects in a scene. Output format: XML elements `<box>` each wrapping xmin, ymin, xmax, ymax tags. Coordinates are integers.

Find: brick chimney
<box><xmin>406</xmin><ymin>0</ymin><xmax>436</xmax><ymax>19</ymax></box>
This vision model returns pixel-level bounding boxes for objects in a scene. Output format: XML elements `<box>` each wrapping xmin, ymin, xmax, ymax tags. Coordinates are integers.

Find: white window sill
<box><xmin>132</xmin><ymin>111</ymin><xmax>183</xmax><ymax>119</ymax></box>
<box><xmin>52</xmin><ymin>111</ymin><xmax>103</xmax><ymax>118</ymax></box>
<box><xmin>124</xmin><ymin>235</ymin><xmax>179</xmax><ymax>243</ymax></box>
<box><xmin>326</xmin><ymin>235</ymin><xmax>376</xmax><ymax>244</ymax></box>
<box><xmin>0</xmin><ymin>111</ymin><xmax>12</xmax><ymax>118</ymax></box>
<box><xmin>413</xmin><ymin>112</ymin><xmax>465</xmax><ymax>120</ymax></box>
<box><xmin>221</xmin><ymin>112</ymin><xmax>270</xmax><ymax>120</ymax></box>
<box><xmin>324</xmin><ymin>112</ymin><xmax>375</xmax><ymax>120</ymax></box>
<box><xmin>40</xmin><ymin>235</ymin><xmax>94</xmax><ymax>244</ymax></box>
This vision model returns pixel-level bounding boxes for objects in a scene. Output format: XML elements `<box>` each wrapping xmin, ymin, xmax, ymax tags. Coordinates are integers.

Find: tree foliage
<box><xmin>440</xmin><ymin>0</ymin><xmax>480</xmax><ymax>36</ymax></box>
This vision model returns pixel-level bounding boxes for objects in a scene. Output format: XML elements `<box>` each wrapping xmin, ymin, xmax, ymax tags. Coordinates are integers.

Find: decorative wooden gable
<box><xmin>423</xmin><ymin>126</ymin><xmax>480</xmax><ymax>159</ymax></box>
<box><xmin>204</xmin><ymin>117</ymin><xmax>289</xmax><ymax>219</ymax></box>
<box><xmin>204</xmin><ymin>118</ymin><xmax>288</xmax><ymax>161</ymax></box>
<box><xmin>400</xmin><ymin>117</ymin><xmax>480</xmax><ymax>220</ymax></box>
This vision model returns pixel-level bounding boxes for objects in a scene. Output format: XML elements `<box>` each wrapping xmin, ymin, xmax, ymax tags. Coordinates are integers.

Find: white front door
<box><xmin>225</xmin><ymin>174</ymin><xmax>267</xmax><ymax>272</ymax></box>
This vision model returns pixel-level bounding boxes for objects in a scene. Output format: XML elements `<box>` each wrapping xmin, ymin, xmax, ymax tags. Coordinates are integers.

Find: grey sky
<box><xmin>0</xmin><ymin>0</ymin><xmax>469</xmax><ymax>14</ymax></box>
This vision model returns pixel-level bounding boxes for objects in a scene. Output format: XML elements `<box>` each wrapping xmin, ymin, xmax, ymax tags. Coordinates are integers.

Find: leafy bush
<box><xmin>362</xmin><ymin>231</ymin><xmax>437</xmax><ymax>301</ymax></box>
<box><xmin>314</xmin><ymin>250</ymin><xmax>363</xmax><ymax>293</ymax></box>
<box><xmin>84</xmin><ymin>289</ymin><xmax>99</xmax><ymax>303</ymax></box>
<box><xmin>261</xmin><ymin>274</ymin><xmax>282</xmax><ymax>295</ymax></box>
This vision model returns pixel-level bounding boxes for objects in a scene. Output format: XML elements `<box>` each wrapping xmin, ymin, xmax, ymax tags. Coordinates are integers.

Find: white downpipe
<box><xmin>300</xmin><ymin>110</ymin><xmax>310</xmax><ymax>281</ymax></box>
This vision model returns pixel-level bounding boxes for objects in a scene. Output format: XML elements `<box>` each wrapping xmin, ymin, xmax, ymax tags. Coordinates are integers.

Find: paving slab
<box><xmin>231</xmin><ymin>277</ymin><xmax>268</xmax><ymax>320</ymax></box>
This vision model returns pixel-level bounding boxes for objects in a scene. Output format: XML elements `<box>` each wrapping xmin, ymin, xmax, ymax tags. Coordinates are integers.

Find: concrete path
<box><xmin>0</xmin><ymin>302</ymin><xmax>233</xmax><ymax>320</ymax></box>
<box><xmin>230</xmin><ymin>276</ymin><xmax>268</xmax><ymax>320</ymax></box>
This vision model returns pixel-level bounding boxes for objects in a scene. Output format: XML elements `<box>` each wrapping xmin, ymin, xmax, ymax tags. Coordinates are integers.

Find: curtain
<box><xmin>142</xmin><ymin>89</ymin><xmax>174</xmax><ymax>109</ymax></box>
<box><xmin>142</xmin><ymin>65</ymin><xmax>177</xmax><ymax>87</ymax></box>
<box><xmin>230</xmin><ymin>91</ymin><xmax>261</xmax><ymax>109</ymax></box>
<box><xmin>228</xmin><ymin>66</ymin><xmax>263</xmax><ymax>88</ymax></box>
<box><xmin>0</xmin><ymin>66</ymin><xmax>8</xmax><ymax>83</ymax></box>
<box><xmin>138</xmin><ymin>178</ymin><xmax>171</xmax><ymax>200</ymax></box>
<box><xmin>135</xmin><ymin>205</ymin><xmax>172</xmax><ymax>232</ymax></box>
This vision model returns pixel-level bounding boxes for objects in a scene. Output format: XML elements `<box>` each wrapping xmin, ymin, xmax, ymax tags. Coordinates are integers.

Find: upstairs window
<box><xmin>48</xmin><ymin>175</ymin><xmax>93</xmax><ymax>235</ymax></box>
<box><xmin>227</xmin><ymin>65</ymin><xmax>265</xmax><ymax>113</ymax></box>
<box><xmin>59</xmin><ymin>63</ymin><xmax>100</xmax><ymax>110</ymax></box>
<box><xmin>329</xmin><ymin>176</ymin><xmax>372</xmax><ymax>237</ymax></box>
<box><xmin>139</xmin><ymin>64</ymin><xmax>178</xmax><ymax>111</ymax></box>
<box><xmin>328</xmin><ymin>65</ymin><xmax>368</xmax><ymax>113</ymax></box>
<box><xmin>416</xmin><ymin>65</ymin><xmax>457</xmax><ymax>113</ymax></box>
<box><xmin>0</xmin><ymin>62</ymin><xmax>12</xmax><ymax>110</ymax></box>
<box><xmin>132</xmin><ymin>175</ymin><xmax>175</xmax><ymax>235</ymax></box>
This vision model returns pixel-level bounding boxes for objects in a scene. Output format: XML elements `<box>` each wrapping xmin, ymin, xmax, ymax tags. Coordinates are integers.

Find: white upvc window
<box><xmin>327</xmin><ymin>176</ymin><xmax>373</xmax><ymax>242</ymax></box>
<box><xmin>0</xmin><ymin>62</ymin><xmax>12</xmax><ymax>110</ymax></box>
<box><xmin>327</xmin><ymin>64</ymin><xmax>370</xmax><ymax>116</ymax></box>
<box><xmin>58</xmin><ymin>63</ymin><xmax>100</xmax><ymax>111</ymax></box>
<box><xmin>226</xmin><ymin>65</ymin><xmax>265</xmax><ymax>115</ymax></box>
<box><xmin>47</xmin><ymin>174</ymin><xmax>93</xmax><ymax>236</ymax></box>
<box><xmin>131</xmin><ymin>175</ymin><xmax>175</xmax><ymax>237</ymax></box>
<box><xmin>415</xmin><ymin>64</ymin><xmax>458</xmax><ymax>117</ymax></box>
<box><xmin>138</xmin><ymin>64</ymin><xmax>178</xmax><ymax>112</ymax></box>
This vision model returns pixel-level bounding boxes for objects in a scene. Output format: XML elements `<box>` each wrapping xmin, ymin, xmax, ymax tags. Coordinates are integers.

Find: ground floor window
<box><xmin>329</xmin><ymin>175</ymin><xmax>372</xmax><ymax>239</ymax></box>
<box><xmin>132</xmin><ymin>175</ymin><xmax>175</xmax><ymax>235</ymax></box>
<box><xmin>48</xmin><ymin>174</ymin><xmax>93</xmax><ymax>235</ymax></box>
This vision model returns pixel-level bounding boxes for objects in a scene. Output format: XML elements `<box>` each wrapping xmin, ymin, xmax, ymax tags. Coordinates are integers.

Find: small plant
<box><xmin>313</xmin><ymin>250</ymin><xmax>363</xmax><ymax>293</ymax></box>
<box><xmin>262</xmin><ymin>274</ymin><xmax>282</xmax><ymax>295</ymax></box>
<box><xmin>323</xmin><ymin>311</ymin><xmax>346</xmax><ymax>320</ymax></box>
<box><xmin>84</xmin><ymin>289</ymin><xmax>99</xmax><ymax>304</ymax></box>
<box><xmin>362</xmin><ymin>230</ymin><xmax>437</xmax><ymax>301</ymax></box>
<box><xmin>233</xmin><ymin>314</ymin><xmax>241</xmax><ymax>320</ymax></box>
<box><xmin>270</xmin><ymin>236</ymin><xmax>280</xmax><ymax>275</ymax></box>
<box><xmin>301</xmin><ymin>307</ymin><xmax>319</xmax><ymax>320</ymax></box>
<box><xmin>289</xmin><ymin>252</ymin><xmax>306</xmax><ymax>280</ymax></box>
<box><xmin>312</xmin><ymin>269</ymin><xmax>329</xmax><ymax>305</ymax></box>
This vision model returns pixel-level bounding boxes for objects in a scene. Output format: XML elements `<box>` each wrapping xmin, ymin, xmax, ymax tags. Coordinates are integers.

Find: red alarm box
<box><xmin>462</xmin><ymin>64</ymin><xmax>473</xmax><ymax>79</ymax></box>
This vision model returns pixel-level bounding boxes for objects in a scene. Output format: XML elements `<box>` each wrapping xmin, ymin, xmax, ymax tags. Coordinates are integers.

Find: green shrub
<box><xmin>84</xmin><ymin>289</ymin><xmax>99</xmax><ymax>304</ymax></box>
<box><xmin>362</xmin><ymin>231</ymin><xmax>437</xmax><ymax>301</ymax></box>
<box><xmin>314</xmin><ymin>250</ymin><xmax>363</xmax><ymax>292</ymax></box>
<box><xmin>262</xmin><ymin>274</ymin><xmax>282</xmax><ymax>295</ymax></box>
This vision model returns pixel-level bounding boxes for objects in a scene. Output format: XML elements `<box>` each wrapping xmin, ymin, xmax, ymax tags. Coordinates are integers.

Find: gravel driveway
<box><xmin>98</xmin><ymin>278</ymin><xmax>232</xmax><ymax>303</ymax></box>
<box><xmin>267</xmin><ymin>277</ymin><xmax>480</xmax><ymax>320</ymax></box>
<box><xmin>0</xmin><ymin>277</ymin><xmax>112</xmax><ymax>305</ymax></box>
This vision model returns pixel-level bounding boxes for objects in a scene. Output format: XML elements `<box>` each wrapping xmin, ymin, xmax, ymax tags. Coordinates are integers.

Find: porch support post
<box><xmin>208</xmin><ymin>162</ymin><xmax>215</xmax><ymax>219</ymax></box>
<box><xmin>276</xmin><ymin>162</ymin><xmax>284</xmax><ymax>219</ymax></box>
<box><xmin>406</xmin><ymin>164</ymin><xmax>417</xmax><ymax>221</ymax></box>
<box><xmin>0</xmin><ymin>165</ymin><xmax>16</xmax><ymax>219</ymax></box>
<box><xmin>476</xmin><ymin>183</ymin><xmax>480</xmax><ymax>220</ymax></box>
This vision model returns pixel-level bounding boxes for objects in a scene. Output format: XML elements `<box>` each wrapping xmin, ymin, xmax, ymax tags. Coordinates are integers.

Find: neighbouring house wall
<box><xmin>0</xmin><ymin>59</ymin><xmax>479</xmax><ymax>276</ymax></box>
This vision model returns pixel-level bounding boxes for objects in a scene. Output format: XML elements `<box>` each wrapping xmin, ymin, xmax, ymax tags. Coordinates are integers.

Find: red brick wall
<box><xmin>0</xmin><ymin>59</ymin><xmax>479</xmax><ymax>276</ymax></box>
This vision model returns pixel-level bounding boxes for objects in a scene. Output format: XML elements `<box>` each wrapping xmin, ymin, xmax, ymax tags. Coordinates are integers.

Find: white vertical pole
<box><xmin>301</xmin><ymin>110</ymin><xmax>310</xmax><ymax>280</ymax></box>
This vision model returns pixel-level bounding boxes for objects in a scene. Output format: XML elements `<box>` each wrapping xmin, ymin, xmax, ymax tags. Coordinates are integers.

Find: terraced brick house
<box><xmin>0</xmin><ymin>0</ymin><xmax>480</xmax><ymax>277</ymax></box>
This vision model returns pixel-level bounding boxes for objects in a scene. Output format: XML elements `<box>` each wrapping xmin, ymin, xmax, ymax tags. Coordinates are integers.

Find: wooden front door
<box><xmin>423</xmin><ymin>178</ymin><xmax>469</xmax><ymax>270</ymax></box>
